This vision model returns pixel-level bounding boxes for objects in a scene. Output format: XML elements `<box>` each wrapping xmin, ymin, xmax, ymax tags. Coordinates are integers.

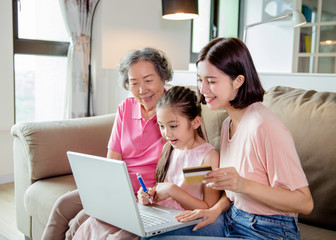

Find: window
<box><xmin>13</xmin><ymin>0</ymin><xmax>70</xmax><ymax>123</ymax></box>
<box><xmin>190</xmin><ymin>0</ymin><xmax>240</xmax><ymax>68</ymax></box>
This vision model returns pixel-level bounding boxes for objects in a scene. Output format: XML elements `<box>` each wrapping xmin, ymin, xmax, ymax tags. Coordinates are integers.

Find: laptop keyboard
<box><xmin>140</xmin><ymin>212</ymin><xmax>170</xmax><ymax>228</ymax></box>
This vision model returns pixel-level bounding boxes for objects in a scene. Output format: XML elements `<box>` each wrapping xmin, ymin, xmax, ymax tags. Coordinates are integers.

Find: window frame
<box><xmin>190</xmin><ymin>0</ymin><xmax>215</xmax><ymax>64</ymax></box>
<box><xmin>12</xmin><ymin>0</ymin><xmax>70</xmax><ymax>123</ymax></box>
<box><xmin>12</xmin><ymin>0</ymin><xmax>70</xmax><ymax>57</ymax></box>
<box><xmin>190</xmin><ymin>0</ymin><xmax>241</xmax><ymax>64</ymax></box>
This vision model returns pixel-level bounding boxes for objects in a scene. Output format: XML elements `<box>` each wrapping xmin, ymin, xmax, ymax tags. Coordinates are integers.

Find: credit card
<box><xmin>183</xmin><ymin>166</ymin><xmax>212</xmax><ymax>184</ymax></box>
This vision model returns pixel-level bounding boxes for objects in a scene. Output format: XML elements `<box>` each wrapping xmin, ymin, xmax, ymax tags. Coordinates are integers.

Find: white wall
<box><xmin>259</xmin><ymin>73</ymin><xmax>336</xmax><ymax>92</ymax></box>
<box><xmin>0</xmin><ymin>0</ymin><xmax>14</xmax><ymax>183</ymax></box>
<box><xmin>91</xmin><ymin>0</ymin><xmax>192</xmax><ymax>115</ymax></box>
<box><xmin>170</xmin><ymin>71</ymin><xmax>336</xmax><ymax>92</ymax></box>
<box><xmin>247</xmin><ymin>24</ymin><xmax>294</xmax><ymax>73</ymax></box>
<box><xmin>244</xmin><ymin>0</ymin><xmax>296</xmax><ymax>73</ymax></box>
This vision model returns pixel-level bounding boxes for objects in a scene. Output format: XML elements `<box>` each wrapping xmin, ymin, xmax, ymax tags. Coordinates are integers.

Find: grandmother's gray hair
<box><xmin>118</xmin><ymin>47</ymin><xmax>173</xmax><ymax>90</ymax></box>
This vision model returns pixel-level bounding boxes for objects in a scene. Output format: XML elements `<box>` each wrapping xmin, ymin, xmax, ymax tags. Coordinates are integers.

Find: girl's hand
<box><xmin>175</xmin><ymin>207</ymin><xmax>222</xmax><ymax>231</ymax></box>
<box><xmin>152</xmin><ymin>182</ymin><xmax>176</xmax><ymax>202</ymax></box>
<box><xmin>205</xmin><ymin>167</ymin><xmax>245</xmax><ymax>193</ymax></box>
<box><xmin>137</xmin><ymin>187</ymin><xmax>155</xmax><ymax>205</ymax></box>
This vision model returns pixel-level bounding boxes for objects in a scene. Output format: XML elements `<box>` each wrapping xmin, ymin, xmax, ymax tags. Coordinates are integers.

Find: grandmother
<box><xmin>41</xmin><ymin>47</ymin><xmax>173</xmax><ymax>240</ymax></box>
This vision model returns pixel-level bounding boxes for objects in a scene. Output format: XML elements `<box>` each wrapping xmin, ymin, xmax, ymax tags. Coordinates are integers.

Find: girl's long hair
<box><xmin>155</xmin><ymin>86</ymin><xmax>204</xmax><ymax>183</ymax></box>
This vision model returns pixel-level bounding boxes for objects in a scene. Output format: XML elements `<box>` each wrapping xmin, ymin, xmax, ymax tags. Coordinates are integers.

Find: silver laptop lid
<box><xmin>67</xmin><ymin>151</ymin><xmax>145</xmax><ymax>236</ymax></box>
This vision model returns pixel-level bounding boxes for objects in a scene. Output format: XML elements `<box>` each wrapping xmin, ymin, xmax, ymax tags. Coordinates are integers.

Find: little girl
<box><xmin>73</xmin><ymin>86</ymin><xmax>221</xmax><ymax>239</ymax></box>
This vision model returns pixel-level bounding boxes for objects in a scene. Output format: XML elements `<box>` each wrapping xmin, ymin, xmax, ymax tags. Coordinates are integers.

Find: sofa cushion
<box><xmin>263</xmin><ymin>86</ymin><xmax>336</xmax><ymax>230</ymax></box>
<box><xmin>24</xmin><ymin>174</ymin><xmax>77</xmax><ymax>225</ymax></box>
<box><xmin>201</xmin><ymin>105</ymin><xmax>228</xmax><ymax>151</ymax></box>
<box><xmin>299</xmin><ymin>223</ymin><xmax>336</xmax><ymax>240</ymax></box>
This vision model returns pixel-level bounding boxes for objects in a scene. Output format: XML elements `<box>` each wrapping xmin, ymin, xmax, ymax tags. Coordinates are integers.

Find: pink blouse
<box><xmin>158</xmin><ymin>143</ymin><xmax>215</xmax><ymax>210</ymax></box>
<box><xmin>220</xmin><ymin>102</ymin><xmax>308</xmax><ymax>216</ymax></box>
<box><xmin>108</xmin><ymin>97</ymin><xmax>165</xmax><ymax>193</ymax></box>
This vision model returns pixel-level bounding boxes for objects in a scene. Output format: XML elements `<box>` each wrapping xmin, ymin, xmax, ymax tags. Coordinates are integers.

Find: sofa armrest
<box><xmin>11</xmin><ymin>114</ymin><xmax>115</xmax><ymax>237</ymax></box>
<box><xmin>11</xmin><ymin>114</ymin><xmax>115</xmax><ymax>180</ymax></box>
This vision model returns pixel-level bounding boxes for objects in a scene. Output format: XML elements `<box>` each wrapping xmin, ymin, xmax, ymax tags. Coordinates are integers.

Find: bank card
<box><xmin>183</xmin><ymin>165</ymin><xmax>212</xmax><ymax>184</ymax></box>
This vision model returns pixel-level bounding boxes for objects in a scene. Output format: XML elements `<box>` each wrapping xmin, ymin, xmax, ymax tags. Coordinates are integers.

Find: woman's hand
<box><xmin>205</xmin><ymin>167</ymin><xmax>245</xmax><ymax>193</ymax></box>
<box><xmin>175</xmin><ymin>207</ymin><xmax>222</xmax><ymax>231</ymax></box>
<box><xmin>206</xmin><ymin>168</ymin><xmax>314</xmax><ymax>215</ymax></box>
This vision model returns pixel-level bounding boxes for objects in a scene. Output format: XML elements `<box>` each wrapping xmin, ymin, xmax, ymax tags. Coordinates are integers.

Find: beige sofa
<box><xmin>11</xmin><ymin>86</ymin><xmax>336</xmax><ymax>240</ymax></box>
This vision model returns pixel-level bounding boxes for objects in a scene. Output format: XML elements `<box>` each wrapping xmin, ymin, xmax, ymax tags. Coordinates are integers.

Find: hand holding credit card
<box><xmin>183</xmin><ymin>166</ymin><xmax>212</xmax><ymax>184</ymax></box>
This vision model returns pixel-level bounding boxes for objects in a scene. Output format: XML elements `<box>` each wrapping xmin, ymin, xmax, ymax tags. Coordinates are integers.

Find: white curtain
<box><xmin>59</xmin><ymin>0</ymin><xmax>100</xmax><ymax>118</ymax></box>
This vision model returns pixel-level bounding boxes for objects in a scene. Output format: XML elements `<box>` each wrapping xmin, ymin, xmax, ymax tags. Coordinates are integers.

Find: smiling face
<box><xmin>197</xmin><ymin>60</ymin><xmax>240</xmax><ymax>110</ymax></box>
<box><xmin>157</xmin><ymin>107</ymin><xmax>197</xmax><ymax>150</ymax></box>
<box><xmin>128</xmin><ymin>60</ymin><xmax>165</xmax><ymax>113</ymax></box>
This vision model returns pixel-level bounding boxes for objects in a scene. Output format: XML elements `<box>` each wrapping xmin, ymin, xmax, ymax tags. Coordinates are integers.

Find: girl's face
<box><xmin>128</xmin><ymin>60</ymin><xmax>165</xmax><ymax>113</ymax></box>
<box><xmin>157</xmin><ymin>107</ymin><xmax>197</xmax><ymax>150</ymax></box>
<box><xmin>197</xmin><ymin>60</ymin><xmax>239</xmax><ymax>110</ymax></box>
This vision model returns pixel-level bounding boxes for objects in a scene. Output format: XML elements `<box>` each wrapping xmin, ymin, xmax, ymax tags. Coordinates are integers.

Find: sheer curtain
<box><xmin>59</xmin><ymin>0</ymin><xmax>100</xmax><ymax>118</ymax></box>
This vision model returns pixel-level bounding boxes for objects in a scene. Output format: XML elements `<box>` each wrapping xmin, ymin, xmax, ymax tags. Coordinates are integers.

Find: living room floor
<box><xmin>0</xmin><ymin>182</ymin><xmax>24</xmax><ymax>240</ymax></box>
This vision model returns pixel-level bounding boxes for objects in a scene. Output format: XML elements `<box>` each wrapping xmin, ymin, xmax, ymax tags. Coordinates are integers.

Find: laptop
<box><xmin>67</xmin><ymin>151</ymin><xmax>202</xmax><ymax>237</ymax></box>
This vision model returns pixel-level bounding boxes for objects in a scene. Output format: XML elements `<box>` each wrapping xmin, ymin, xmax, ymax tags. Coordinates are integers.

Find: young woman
<box><xmin>41</xmin><ymin>47</ymin><xmax>173</xmax><ymax>240</ymax></box>
<box><xmin>73</xmin><ymin>86</ymin><xmax>221</xmax><ymax>239</ymax></box>
<box><xmin>148</xmin><ymin>38</ymin><xmax>314</xmax><ymax>240</ymax></box>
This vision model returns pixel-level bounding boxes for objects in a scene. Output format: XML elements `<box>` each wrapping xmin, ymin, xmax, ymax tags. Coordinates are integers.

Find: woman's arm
<box><xmin>175</xmin><ymin>192</ymin><xmax>231</xmax><ymax>231</ymax></box>
<box><xmin>245</xmin><ymin>181</ymin><xmax>313</xmax><ymax>215</ymax></box>
<box><xmin>206</xmin><ymin>167</ymin><xmax>314</xmax><ymax>215</ymax></box>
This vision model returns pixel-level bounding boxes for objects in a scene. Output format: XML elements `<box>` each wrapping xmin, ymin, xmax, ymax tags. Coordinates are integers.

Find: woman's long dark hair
<box><xmin>155</xmin><ymin>86</ymin><xmax>204</xmax><ymax>183</ymax></box>
<box><xmin>197</xmin><ymin>38</ymin><xmax>265</xmax><ymax>109</ymax></box>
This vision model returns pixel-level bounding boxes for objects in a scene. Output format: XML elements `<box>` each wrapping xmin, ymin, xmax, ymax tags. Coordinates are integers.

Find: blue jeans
<box><xmin>142</xmin><ymin>213</ymin><xmax>226</xmax><ymax>239</ymax></box>
<box><xmin>143</xmin><ymin>205</ymin><xmax>300</xmax><ymax>240</ymax></box>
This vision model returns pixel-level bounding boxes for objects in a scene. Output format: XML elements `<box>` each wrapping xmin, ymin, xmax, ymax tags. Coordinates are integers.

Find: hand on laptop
<box><xmin>174</xmin><ymin>207</ymin><xmax>222</xmax><ymax>231</ymax></box>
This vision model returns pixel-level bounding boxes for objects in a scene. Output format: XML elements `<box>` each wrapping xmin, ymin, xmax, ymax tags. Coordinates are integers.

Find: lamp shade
<box><xmin>292</xmin><ymin>10</ymin><xmax>307</xmax><ymax>27</ymax></box>
<box><xmin>243</xmin><ymin>10</ymin><xmax>307</xmax><ymax>43</ymax></box>
<box><xmin>162</xmin><ymin>0</ymin><xmax>198</xmax><ymax>20</ymax></box>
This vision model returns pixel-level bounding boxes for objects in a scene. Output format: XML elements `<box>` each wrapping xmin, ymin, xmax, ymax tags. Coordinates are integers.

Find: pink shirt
<box><xmin>158</xmin><ymin>143</ymin><xmax>215</xmax><ymax>210</ymax></box>
<box><xmin>220</xmin><ymin>102</ymin><xmax>308</xmax><ymax>216</ymax></box>
<box><xmin>108</xmin><ymin>97</ymin><xmax>165</xmax><ymax>193</ymax></box>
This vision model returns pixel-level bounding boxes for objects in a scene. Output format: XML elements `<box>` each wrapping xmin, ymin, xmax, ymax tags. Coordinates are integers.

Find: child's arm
<box><xmin>206</xmin><ymin>167</ymin><xmax>314</xmax><ymax>215</ymax></box>
<box><xmin>201</xmin><ymin>148</ymin><xmax>221</xmax><ymax>208</ymax></box>
<box><xmin>152</xmin><ymin>148</ymin><xmax>220</xmax><ymax>210</ymax></box>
